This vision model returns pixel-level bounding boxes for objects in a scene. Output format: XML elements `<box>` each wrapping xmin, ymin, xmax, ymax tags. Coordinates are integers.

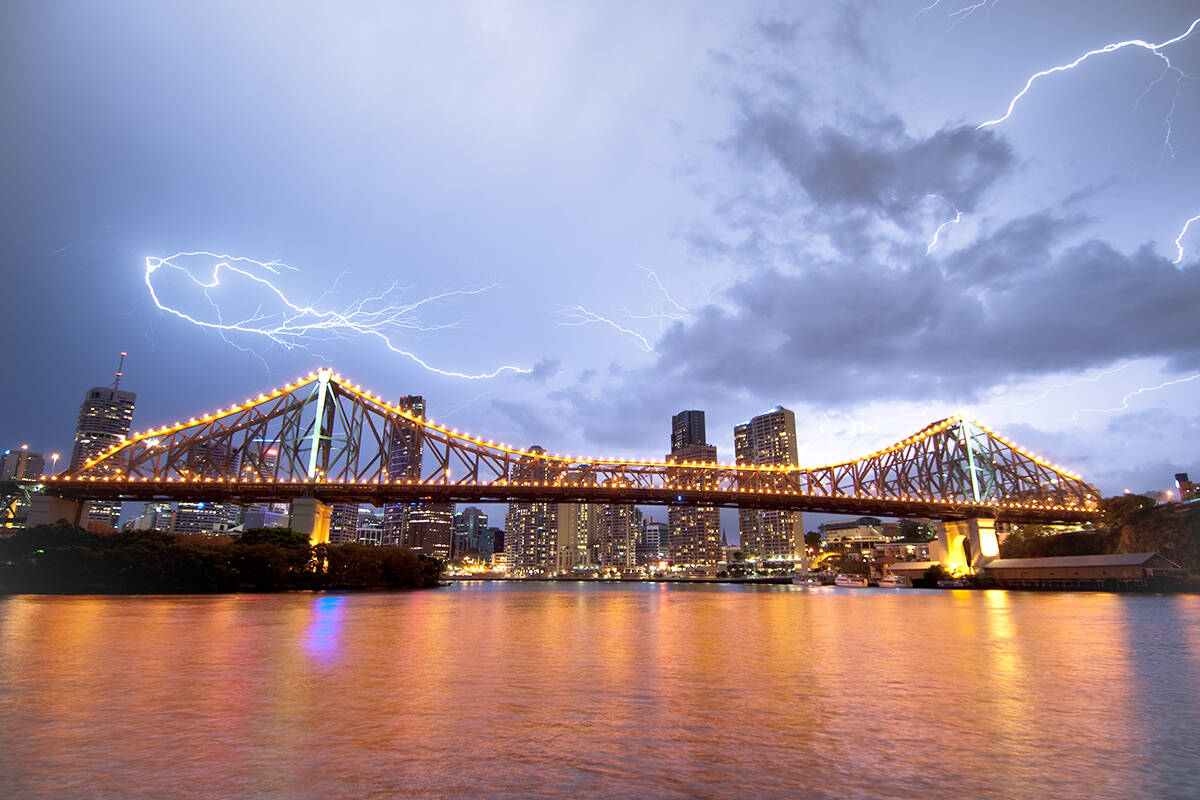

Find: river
<box><xmin>2</xmin><ymin>583</ymin><xmax>1199</xmax><ymax>799</ymax></box>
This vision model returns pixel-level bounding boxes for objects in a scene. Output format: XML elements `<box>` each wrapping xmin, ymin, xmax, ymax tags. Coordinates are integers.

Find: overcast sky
<box><xmin>3</xmin><ymin>0</ymin><xmax>1199</xmax><ymax>509</ymax></box>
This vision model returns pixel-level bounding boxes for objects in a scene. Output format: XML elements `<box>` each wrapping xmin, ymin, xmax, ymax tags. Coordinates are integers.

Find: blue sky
<box><xmin>3</xmin><ymin>0</ymin><xmax>1199</xmax><ymax>507</ymax></box>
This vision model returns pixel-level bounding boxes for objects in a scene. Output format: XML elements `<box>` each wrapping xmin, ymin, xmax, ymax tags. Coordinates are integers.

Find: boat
<box><xmin>792</xmin><ymin>573</ymin><xmax>824</xmax><ymax>586</ymax></box>
<box><xmin>834</xmin><ymin>573</ymin><xmax>869</xmax><ymax>587</ymax></box>
<box><xmin>877</xmin><ymin>574</ymin><xmax>912</xmax><ymax>588</ymax></box>
<box><xmin>937</xmin><ymin>578</ymin><xmax>970</xmax><ymax>589</ymax></box>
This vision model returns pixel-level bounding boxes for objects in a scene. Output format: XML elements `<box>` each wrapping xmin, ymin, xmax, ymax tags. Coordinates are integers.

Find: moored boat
<box><xmin>877</xmin><ymin>574</ymin><xmax>912</xmax><ymax>588</ymax></box>
<box><xmin>834</xmin><ymin>573</ymin><xmax>869</xmax><ymax>587</ymax></box>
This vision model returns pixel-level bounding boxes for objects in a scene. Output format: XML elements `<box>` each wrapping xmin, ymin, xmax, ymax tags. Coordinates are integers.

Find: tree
<box><xmin>804</xmin><ymin>531</ymin><xmax>823</xmax><ymax>549</ymax></box>
<box><xmin>898</xmin><ymin>519</ymin><xmax>934</xmax><ymax>541</ymax></box>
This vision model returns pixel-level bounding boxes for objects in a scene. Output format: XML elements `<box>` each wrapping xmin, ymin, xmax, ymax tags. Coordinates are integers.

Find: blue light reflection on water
<box><xmin>304</xmin><ymin>595</ymin><xmax>346</xmax><ymax>661</ymax></box>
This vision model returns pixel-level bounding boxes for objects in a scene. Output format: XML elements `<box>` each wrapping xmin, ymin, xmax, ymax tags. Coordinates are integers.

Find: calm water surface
<box><xmin>2</xmin><ymin>583</ymin><xmax>1199</xmax><ymax>799</ymax></box>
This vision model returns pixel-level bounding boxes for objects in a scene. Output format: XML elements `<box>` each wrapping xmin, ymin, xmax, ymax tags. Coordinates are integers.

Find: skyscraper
<box><xmin>70</xmin><ymin>355</ymin><xmax>136</xmax><ymax>528</ymax></box>
<box><xmin>383</xmin><ymin>395</ymin><xmax>424</xmax><ymax>547</ymax></box>
<box><xmin>504</xmin><ymin>446</ymin><xmax>557</xmax><ymax>574</ymax></box>
<box><xmin>666</xmin><ymin>409</ymin><xmax>722</xmax><ymax>567</ymax></box>
<box><xmin>735</xmin><ymin>406</ymin><xmax>803</xmax><ymax>560</ymax></box>
<box><xmin>453</xmin><ymin>506</ymin><xmax>489</xmax><ymax>560</ymax></box>
<box><xmin>672</xmin><ymin>410</ymin><xmax>707</xmax><ymax>451</ymax></box>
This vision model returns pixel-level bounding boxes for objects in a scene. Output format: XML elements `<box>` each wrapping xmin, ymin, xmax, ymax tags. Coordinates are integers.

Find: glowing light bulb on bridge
<box><xmin>144</xmin><ymin>251</ymin><xmax>531</xmax><ymax>380</ymax></box>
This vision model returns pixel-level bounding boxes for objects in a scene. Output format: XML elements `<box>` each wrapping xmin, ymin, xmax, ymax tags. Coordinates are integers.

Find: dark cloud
<box><xmin>730</xmin><ymin>108</ymin><xmax>1013</xmax><ymax>226</ymax></box>
<box><xmin>655</xmin><ymin>221</ymin><xmax>1200</xmax><ymax>405</ymax></box>
<box><xmin>520</xmin><ymin>358</ymin><xmax>562</xmax><ymax>382</ymax></box>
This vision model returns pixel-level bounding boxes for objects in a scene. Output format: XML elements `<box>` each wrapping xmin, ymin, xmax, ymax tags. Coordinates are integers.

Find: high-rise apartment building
<box><xmin>598</xmin><ymin>501</ymin><xmax>639</xmax><ymax>569</ymax></box>
<box><xmin>735</xmin><ymin>406</ymin><xmax>803</xmax><ymax>560</ymax></box>
<box><xmin>70</xmin><ymin>359</ymin><xmax>137</xmax><ymax>529</ymax></box>
<box><xmin>556</xmin><ymin>501</ymin><xmax>596</xmax><ymax>573</ymax></box>
<box><xmin>505</xmin><ymin>446</ymin><xmax>557</xmax><ymax>574</ymax></box>
<box><xmin>666</xmin><ymin>410</ymin><xmax>722</xmax><ymax>567</ymax></box>
<box><xmin>1</xmin><ymin>447</ymin><xmax>45</xmax><ymax>480</ymax></box>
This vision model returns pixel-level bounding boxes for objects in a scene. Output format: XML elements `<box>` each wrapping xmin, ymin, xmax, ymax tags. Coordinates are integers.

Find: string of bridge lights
<box><xmin>47</xmin><ymin>369</ymin><xmax>1095</xmax><ymax>513</ymax></box>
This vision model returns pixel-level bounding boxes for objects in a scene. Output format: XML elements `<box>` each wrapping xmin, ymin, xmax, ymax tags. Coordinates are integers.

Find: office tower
<box><xmin>598</xmin><ymin>500</ymin><xmax>638</xmax><ymax>569</ymax></box>
<box><xmin>1</xmin><ymin>447</ymin><xmax>45</xmax><ymax>480</ymax></box>
<box><xmin>171</xmin><ymin>502</ymin><xmax>225</xmax><ymax>535</ymax></box>
<box><xmin>453</xmin><ymin>506</ymin><xmax>489</xmax><ymax>560</ymax></box>
<box><xmin>666</xmin><ymin>409</ymin><xmax>722</xmax><ymax>567</ymax></box>
<box><xmin>638</xmin><ymin>517</ymin><xmax>670</xmax><ymax>566</ymax></box>
<box><xmin>328</xmin><ymin>503</ymin><xmax>361</xmax><ymax>544</ymax></box>
<box><xmin>70</xmin><ymin>354</ymin><xmax>136</xmax><ymax>528</ymax></box>
<box><xmin>504</xmin><ymin>446</ymin><xmax>557</xmax><ymax>574</ymax></box>
<box><xmin>383</xmin><ymin>395</ymin><xmax>425</xmax><ymax>546</ymax></box>
<box><xmin>404</xmin><ymin>503</ymin><xmax>454</xmax><ymax>561</ymax></box>
<box><xmin>133</xmin><ymin>502</ymin><xmax>174</xmax><ymax>531</ymax></box>
<box><xmin>735</xmin><ymin>406</ymin><xmax>804</xmax><ymax>560</ymax></box>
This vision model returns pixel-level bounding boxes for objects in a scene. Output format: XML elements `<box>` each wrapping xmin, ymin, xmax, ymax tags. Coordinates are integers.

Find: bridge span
<box><xmin>24</xmin><ymin>369</ymin><xmax>1099</xmax><ymax>540</ymax></box>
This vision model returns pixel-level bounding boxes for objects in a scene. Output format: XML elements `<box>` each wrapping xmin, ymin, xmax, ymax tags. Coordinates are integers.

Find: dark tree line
<box><xmin>0</xmin><ymin>525</ymin><xmax>442</xmax><ymax>593</ymax></box>
<box><xmin>999</xmin><ymin>495</ymin><xmax>1200</xmax><ymax>572</ymax></box>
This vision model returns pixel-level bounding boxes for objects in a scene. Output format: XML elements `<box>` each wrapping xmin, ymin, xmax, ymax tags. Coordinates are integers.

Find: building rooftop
<box><xmin>985</xmin><ymin>553</ymin><xmax>1178</xmax><ymax>569</ymax></box>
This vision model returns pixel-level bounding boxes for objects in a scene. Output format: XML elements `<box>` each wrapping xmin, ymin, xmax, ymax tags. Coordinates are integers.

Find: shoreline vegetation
<box><xmin>0</xmin><ymin>525</ymin><xmax>442</xmax><ymax>594</ymax></box>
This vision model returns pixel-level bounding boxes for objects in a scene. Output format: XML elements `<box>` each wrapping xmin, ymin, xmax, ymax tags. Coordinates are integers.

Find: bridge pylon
<box><xmin>932</xmin><ymin>517</ymin><xmax>1001</xmax><ymax>574</ymax></box>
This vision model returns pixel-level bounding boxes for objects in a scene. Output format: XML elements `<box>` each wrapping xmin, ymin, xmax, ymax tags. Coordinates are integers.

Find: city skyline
<box><xmin>4</xmin><ymin>3</ymin><xmax>1199</xmax><ymax>502</ymax></box>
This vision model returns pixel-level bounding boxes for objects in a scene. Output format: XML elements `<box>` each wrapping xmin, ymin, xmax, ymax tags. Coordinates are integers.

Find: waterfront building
<box><xmin>69</xmin><ymin>360</ymin><xmax>136</xmax><ymax>529</ymax></box>
<box><xmin>735</xmin><ymin>406</ymin><xmax>803</xmax><ymax>560</ymax></box>
<box><xmin>383</xmin><ymin>395</ymin><xmax>424</xmax><ymax>546</ymax></box>
<box><xmin>505</xmin><ymin>446</ymin><xmax>557</xmax><ymax>574</ymax></box>
<box><xmin>819</xmin><ymin>517</ymin><xmax>899</xmax><ymax>553</ymax></box>
<box><xmin>1</xmin><ymin>447</ymin><xmax>45</xmax><ymax>480</ymax></box>
<box><xmin>666</xmin><ymin>409</ymin><xmax>722</xmax><ymax>567</ymax></box>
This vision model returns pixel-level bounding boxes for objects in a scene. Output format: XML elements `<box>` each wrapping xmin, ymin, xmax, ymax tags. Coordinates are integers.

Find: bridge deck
<box><xmin>43</xmin><ymin>478</ymin><xmax>1099</xmax><ymax>525</ymax></box>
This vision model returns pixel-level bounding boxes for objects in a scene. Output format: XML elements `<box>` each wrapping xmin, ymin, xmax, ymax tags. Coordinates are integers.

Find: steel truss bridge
<box><xmin>29</xmin><ymin>369</ymin><xmax>1100</xmax><ymax>525</ymax></box>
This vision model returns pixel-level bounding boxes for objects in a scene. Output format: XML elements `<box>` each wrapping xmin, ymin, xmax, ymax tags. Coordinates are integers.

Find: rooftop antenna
<box><xmin>113</xmin><ymin>351</ymin><xmax>127</xmax><ymax>389</ymax></box>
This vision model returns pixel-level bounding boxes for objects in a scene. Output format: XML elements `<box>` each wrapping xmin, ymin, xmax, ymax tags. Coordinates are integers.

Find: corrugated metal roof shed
<box><xmin>985</xmin><ymin>553</ymin><xmax>1178</xmax><ymax>569</ymax></box>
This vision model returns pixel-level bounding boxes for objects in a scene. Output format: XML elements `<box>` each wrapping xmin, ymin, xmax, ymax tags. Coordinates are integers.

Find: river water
<box><xmin>2</xmin><ymin>583</ymin><xmax>1199</xmax><ymax>799</ymax></box>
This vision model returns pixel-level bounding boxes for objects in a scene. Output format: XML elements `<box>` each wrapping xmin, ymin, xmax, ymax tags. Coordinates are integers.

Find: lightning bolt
<box><xmin>144</xmin><ymin>251</ymin><xmax>531</xmax><ymax>380</ymax></box>
<box><xmin>818</xmin><ymin>411</ymin><xmax>882</xmax><ymax>439</ymax></box>
<box><xmin>924</xmin><ymin>195</ymin><xmax>963</xmax><ymax>254</ymax></box>
<box><xmin>946</xmin><ymin>0</ymin><xmax>1000</xmax><ymax>32</ymax></box>
<box><xmin>1173</xmin><ymin>213</ymin><xmax>1200</xmax><ymax>264</ymax></box>
<box><xmin>1071</xmin><ymin>373</ymin><xmax>1200</xmax><ymax>420</ymax></box>
<box><xmin>977</xmin><ymin>17</ymin><xmax>1200</xmax><ymax>130</ymax></box>
<box><xmin>979</xmin><ymin>362</ymin><xmax>1134</xmax><ymax>410</ymax></box>
<box><xmin>637</xmin><ymin>265</ymin><xmax>690</xmax><ymax>315</ymax></box>
<box><xmin>557</xmin><ymin>306</ymin><xmax>660</xmax><ymax>355</ymax></box>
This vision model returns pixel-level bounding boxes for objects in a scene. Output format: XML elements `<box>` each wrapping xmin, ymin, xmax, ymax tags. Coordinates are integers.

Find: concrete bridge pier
<box><xmin>932</xmin><ymin>517</ymin><xmax>1000</xmax><ymax>574</ymax></box>
<box><xmin>289</xmin><ymin>498</ymin><xmax>331</xmax><ymax>545</ymax></box>
<box><xmin>26</xmin><ymin>495</ymin><xmax>87</xmax><ymax>528</ymax></box>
